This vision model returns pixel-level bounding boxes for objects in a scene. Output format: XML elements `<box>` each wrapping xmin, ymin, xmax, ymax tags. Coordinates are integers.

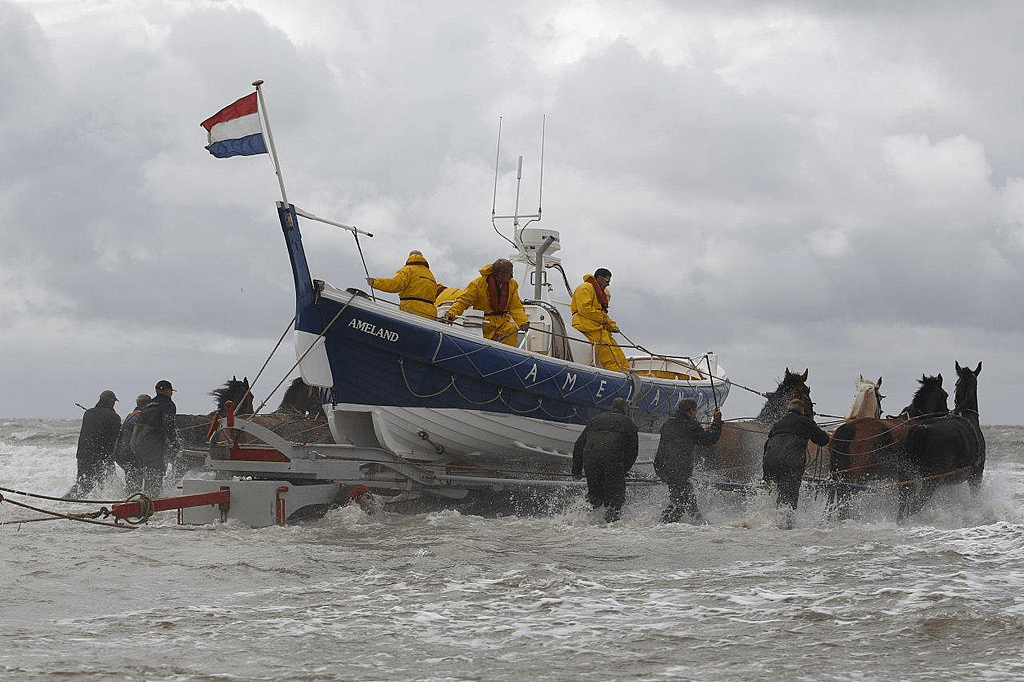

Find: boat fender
<box><xmin>627</xmin><ymin>372</ymin><xmax>642</xmax><ymax>411</ymax></box>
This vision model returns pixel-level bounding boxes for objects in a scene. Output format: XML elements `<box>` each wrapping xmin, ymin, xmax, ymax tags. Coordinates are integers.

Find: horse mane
<box><xmin>899</xmin><ymin>373</ymin><xmax>948</xmax><ymax>419</ymax></box>
<box><xmin>846</xmin><ymin>376</ymin><xmax>883</xmax><ymax>421</ymax></box>
<box><xmin>756</xmin><ymin>367</ymin><xmax>810</xmax><ymax>424</ymax></box>
<box><xmin>210</xmin><ymin>376</ymin><xmax>254</xmax><ymax>415</ymax></box>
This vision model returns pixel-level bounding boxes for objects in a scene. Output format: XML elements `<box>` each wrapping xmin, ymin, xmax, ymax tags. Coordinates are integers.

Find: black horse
<box><xmin>898</xmin><ymin>361</ymin><xmax>985</xmax><ymax>514</ymax></box>
<box><xmin>211</xmin><ymin>376</ymin><xmax>255</xmax><ymax>415</ymax></box>
<box><xmin>274</xmin><ymin>377</ymin><xmax>326</xmax><ymax>420</ymax></box>
<box><xmin>173</xmin><ymin>377</ymin><xmax>255</xmax><ymax>450</ymax></box>
<box><xmin>896</xmin><ymin>373</ymin><xmax>949</xmax><ymax>420</ymax></box>
<box><xmin>179</xmin><ymin>375</ymin><xmax>331</xmax><ymax>449</ymax></box>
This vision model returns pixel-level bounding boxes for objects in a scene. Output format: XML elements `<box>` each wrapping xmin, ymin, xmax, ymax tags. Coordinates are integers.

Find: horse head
<box><xmin>846</xmin><ymin>375</ymin><xmax>883</xmax><ymax>421</ymax></box>
<box><xmin>900</xmin><ymin>373</ymin><xmax>948</xmax><ymax>419</ymax></box>
<box><xmin>757</xmin><ymin>367</ymin><xmax>811</xmax><ymax>424</ymax></box>
<box><xmin>953</xmin><ymin>361</ymin><xmax>982</xmax><ymax>418</ymax></box>
<box><xmin>277</xmin><ymin>377</ymin><xmax>326</xmax><ymax>419</ymax></box>
<box><xmin>210</xmin><ymin>375</ymin><xmax>255</xmax><ymax>415</ymax></box>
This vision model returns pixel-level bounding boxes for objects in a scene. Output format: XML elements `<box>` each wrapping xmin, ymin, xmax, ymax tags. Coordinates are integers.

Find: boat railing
<box><xmin>434</xmin><ymin>301</ymin><xmax>485</xmax><ymax>336</ymax></box>
<box><xmin>371</xmin><ymin>291</ymin><xmax>717</xmax><ymax>380</ymax></box>
<box><xmin>628</xmin><ymin>356</ymin><xmax>707</xmax><ymax>381</ymax></box>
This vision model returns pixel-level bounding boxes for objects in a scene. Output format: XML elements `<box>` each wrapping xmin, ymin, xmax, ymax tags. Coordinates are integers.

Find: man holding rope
<box><xmin>570</xmin><ymin>268</ymin><xmax>629</xmax><ymax>372</ymax></box>
<box><xmin>654</xmin><ymin>399</ymin><xmax>723</xmax><ymax>523</ymax></box>
<box><xmin>65</xmin><ymin>390</ymin><xmax>121</xmax><ymax>499</ymax></box>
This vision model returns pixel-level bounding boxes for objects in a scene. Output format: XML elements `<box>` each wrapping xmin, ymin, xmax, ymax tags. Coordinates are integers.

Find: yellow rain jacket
<box><xmin>447</xmin><ymin>263</ymin><xmax>528</xmax><ymax>345</ymax></box>
<box><xmin>371</xmin><ymin>252</ymin><xmax>439</xmax><ymax>320</ymax></box>
<box><xmin>434</xmin><ymin>286</ymin><xmax>463</xmax><ymax>306</ymax></box>
<box><xmin>571</xmin><ymin>274</ymin><xmax>629</xmax><ymax>372</ymax></box>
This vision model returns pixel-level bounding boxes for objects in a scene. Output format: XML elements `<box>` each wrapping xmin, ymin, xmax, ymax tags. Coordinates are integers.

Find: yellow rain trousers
<box><xmin>447</xmin><ymin>263</ymin><xmax>529</xmax><ymax>346</ymax></box>
<box><xmin>570</xmin><ymin>275</ymin><xmax>630</xmax><ymax>372</ymax></box>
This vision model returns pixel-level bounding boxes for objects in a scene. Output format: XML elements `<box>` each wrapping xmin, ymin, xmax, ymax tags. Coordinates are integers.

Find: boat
<box><xmin>285</xmin><ymin>201</ymin><xmax>728</xmax><ymax>466</ymax></box>
<box><xmin>178</xmin><ymin>125</ymin><xmax>730</xmax><ymax>525</ymax></box>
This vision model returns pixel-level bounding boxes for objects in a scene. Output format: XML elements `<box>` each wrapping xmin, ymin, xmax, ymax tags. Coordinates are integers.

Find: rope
<box><xmin>0</xmin><ymin>485</ymin><xmax>122</xmax><ymax>506</ymax></box>
<box><xmin>238</xmin><ymin>316</ymin><xmax>297</xmax><ymax>415</ymax></box>
<box><xmin>0</xmin><ymin>493</ymin><xmax>133</xmax><ymax>530</ymax></box>
<box><xmin>253</xmin><ymin>292</ymin><xmax>356</xmax><ymax>415</ymax></box>
<box><xmin>117</xmin><ymin>493</ymin><xmax>156</xmax><ymax>526</ymax></box>
<box><xmin>874</xmin><ymin>466</ymin><xmax>973</xmax><ymax>491</ymax></box>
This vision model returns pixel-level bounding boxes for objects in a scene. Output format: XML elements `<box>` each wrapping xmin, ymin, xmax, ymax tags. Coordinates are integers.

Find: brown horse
<box><xmin>827</xmin><ymin>373</ymin><xmax>949</xmax><ymax>517</ymax></box>
<box><xmin>706</xmin><ymin>368</ymin><xmax>812</xmax><ymax>482</ymax></box>
<box><xmin>803</xmin><ymin>375</ymin><xmax>886</xmax><ymax>479</ymax></box>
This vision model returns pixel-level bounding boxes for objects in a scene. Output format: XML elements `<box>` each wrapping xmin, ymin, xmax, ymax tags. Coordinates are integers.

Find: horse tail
<box><xmin>829</xmin><ymin>422</ymin><xmax>855</xmax><ymax>475</ymax></box>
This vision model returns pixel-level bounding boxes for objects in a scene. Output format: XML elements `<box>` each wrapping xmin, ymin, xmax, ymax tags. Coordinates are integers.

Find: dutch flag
<box><xmin>200</xmin><ymin>92</ymin><xmax>268</xmax><ymax>158</ymax></box>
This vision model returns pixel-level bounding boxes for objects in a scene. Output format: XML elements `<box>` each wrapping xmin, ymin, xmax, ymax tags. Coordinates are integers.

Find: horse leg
<box><xmin>826</xmin><ymin>478</ymin><xmax>853</xmax><ymax>521</ymax></box>
<box><xmin>896</xmin><ymin>480</ymin><xmax>917</xmax><ymax>523</ymax></box>
<box><xmin>969</xmin><ymin>460</ymin><xmax>985</xmax><ymax>497</ymax></box>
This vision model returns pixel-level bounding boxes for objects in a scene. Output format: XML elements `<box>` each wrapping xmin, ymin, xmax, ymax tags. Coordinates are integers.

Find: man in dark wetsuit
<box><xmin>571</xmin><ymin>397</ymin><xmax>639</xmax><ymax>522</ymax></box>
<box><xmin>130</xmin><ymin>380</ymin><xmax>181</xmax><ymax>496</ymax></box>
<box><xmin>763</xmin><ymin>399</ymin><xmax>830</xmax><ymax>512</ymax></box>
<box><xmin>654</xmin><ymin>399</ymin><xmax>723</xmax><ymax>523</ymax></box>
<box><xmin>66</xmin><ymin>390</ymin><xmax>121</xmax><ymax>498</ymax></box>
<box><xmin>113</xmin><ymin>394</ymin><xmax>151</xmax><ymax>495</ymax></box>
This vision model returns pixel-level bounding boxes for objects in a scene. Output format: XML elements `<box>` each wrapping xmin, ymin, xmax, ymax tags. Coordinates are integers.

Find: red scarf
<box><xmin>486</xmin><ymin>274</ymin><xmax>509</xmax><ymax>313</ymax></box>
<box><xmin>586</xmin><ymin>276</ymin><xmax>609</xmax><ymax>311</ymax></box>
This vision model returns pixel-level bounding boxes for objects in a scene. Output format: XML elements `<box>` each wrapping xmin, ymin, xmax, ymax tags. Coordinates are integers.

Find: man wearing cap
<box><xmin>570</xmin><ymin>268</ymin><xmax>630</xmax><ymax>372</ymax></box>
<box><xmin>130</xmin><ymin>380</ymin><xmax>181</xmax><ymax>496</ymax></box>
<box><xmin>654</xmin><ymin>399</ymin><xmax>723</xmax><ymax>523</ymax></box>
<box><xmin>762</xmin><ymin>398</ymin><xmax>831</xmax><ymax>515</ymax></box>
<box><xmin>367</xmin><ymin>250</ymin><xmax>445</xmax><ymax>321</ymax></box>
<box><xmin>65</xmin><ymin>390</ymin><xmax>121</xmax><ymax>498</ymax></box>
<box><xmin>571</xmin><ymin>397</ymin><xmax>639</xmax><ymax>522</ymax></box>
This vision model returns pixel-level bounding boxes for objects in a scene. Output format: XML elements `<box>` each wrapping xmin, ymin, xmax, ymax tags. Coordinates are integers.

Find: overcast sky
<box><xmin>2</xmin><ymin>0</ymin><xmax>1022</xmax><ymax>424</ymax></box>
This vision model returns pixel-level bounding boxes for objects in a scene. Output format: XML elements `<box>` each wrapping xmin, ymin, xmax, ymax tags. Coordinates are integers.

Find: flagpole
<box><xmin>252</xmin><ymin>79</ymin><xmax>288</xmax><ymax>206</ymax></box>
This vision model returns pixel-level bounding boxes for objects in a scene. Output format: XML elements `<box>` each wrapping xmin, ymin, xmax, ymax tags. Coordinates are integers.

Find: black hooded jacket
<box><xmin>653</xmin><ymin>414</ymin><xmax>723</xmax><ymax>484</ymax></box>
<box><xmin>571</xmin><ymin>410</ymin><xmax>639</xmax><ymax>477</ymax></box>
<box><xmin>130</xmin><ymin>393</ymin><xmax>180</xmax><ymax>467</ymax></box>
<box><xmin>76</xmin><ymin>402</ymin><xmax>121</xmax><ymax>465</ymax></box>
<box><xmin>763</xmin><ymin>409</ymin><xmax>830</xmax><ymax>471</ymax></box>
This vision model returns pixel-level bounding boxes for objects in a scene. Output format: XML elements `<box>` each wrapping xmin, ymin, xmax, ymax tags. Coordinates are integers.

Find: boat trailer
<box><xmin>167</xmin><ymin>402</ymin><xmax>596</xmax><ymax>526</ymax></box>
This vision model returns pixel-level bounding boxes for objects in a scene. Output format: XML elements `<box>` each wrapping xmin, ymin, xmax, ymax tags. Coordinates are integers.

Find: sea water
<box><xmin>2</xmin><ymin>418</ymin><xmax>1023</xmax><ymax>681</ymax></box>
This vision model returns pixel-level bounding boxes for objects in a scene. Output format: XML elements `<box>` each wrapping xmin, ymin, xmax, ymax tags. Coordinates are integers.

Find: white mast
<box><xmin>491</xmin><ymin>117</ymin><xmax>559</xmax><ymax>301</ymax></box>
<box><xmin>252</xmin><ymin>79</ymin><xmax>288</xmax><ymax>206</ymax></box>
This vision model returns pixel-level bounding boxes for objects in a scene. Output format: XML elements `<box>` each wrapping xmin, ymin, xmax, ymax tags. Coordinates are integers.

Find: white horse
<box><xmin>845</xmin><ymin>375</ymin><xmax>883</xmax><ymax>421</ymax></box>
<box><xmin>806</xmin><ymin>375</ymin><xmax>884</xmax><ymax>478</ymax></box>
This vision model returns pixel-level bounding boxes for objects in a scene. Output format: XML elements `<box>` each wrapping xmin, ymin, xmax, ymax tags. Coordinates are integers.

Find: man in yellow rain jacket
<box><xmin>367</xmin><ymin>250</ymin><xmax>442</xmax><ymax>320</ymax></box>
<box><xmin>571</xmin><ymin>268</ymin><xmax>630</xmax><ymax>372</ymax></box>
<box><xmin>443</xmin><ymin>258</ymin><xmax>530</xmax><ymax>345</ymax></box>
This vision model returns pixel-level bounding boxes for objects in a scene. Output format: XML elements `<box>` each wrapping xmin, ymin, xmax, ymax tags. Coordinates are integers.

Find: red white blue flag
<box><xmin>200</xmin><ymin>92</ymin><xmax>268</xmax><ymax>158</ymax></box>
